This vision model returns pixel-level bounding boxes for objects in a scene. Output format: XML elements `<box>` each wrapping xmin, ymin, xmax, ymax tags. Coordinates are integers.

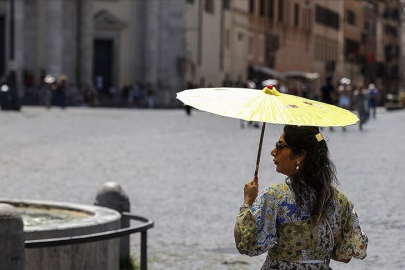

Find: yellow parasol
<box><xmin>176</xmin><ymin>85</ymin><xmax>359</xmax><ymax>177</ymax></box>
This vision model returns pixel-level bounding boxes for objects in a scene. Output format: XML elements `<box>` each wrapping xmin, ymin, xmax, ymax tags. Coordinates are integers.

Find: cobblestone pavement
<box><xmin>0</xmin><ymin>106</ymin><xmax>404</xmax><ymax>270</ymax></box>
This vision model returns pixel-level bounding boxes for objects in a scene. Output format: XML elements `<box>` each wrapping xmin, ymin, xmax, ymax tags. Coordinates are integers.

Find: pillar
<box><xmin>79</xmin><ymin>0</ymin><xmax>94</xmax><ymax>89</ymax></box>
<box><xmin>45</xmin><ymin>0</ymin><xmax>63</xmax><ymax>78</ymax></box>
<box><xmin>94</xmin><ymin>182</ymin><xmax>131</xmax><ymax>264</ymax></box>
<box><xmin>0</xmin><ymin>203</ymin><xmax>25</xmax><ymax>270</ymax></box>
<box><xmin>143</xmin><ymin>0</ymin><xmax>160</xmax><ymax>84</ymax></box>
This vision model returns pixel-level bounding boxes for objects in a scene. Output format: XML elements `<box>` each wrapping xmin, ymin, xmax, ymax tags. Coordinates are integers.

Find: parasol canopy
<box><xmin>177</xmin><ymin>86</ymin><xmax>358</xmax><ymax>127</ymax></box>
<box><xmin>176</xmin><ymin>85</ymin><xmax>359</xmax><ymax>177</ymax></box>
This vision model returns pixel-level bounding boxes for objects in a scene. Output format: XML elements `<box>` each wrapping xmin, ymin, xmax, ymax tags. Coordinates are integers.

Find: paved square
<box><xmin>0</xmin><ymin>106</ymin><xmax>403</xmax><ymax>269</ymax></box>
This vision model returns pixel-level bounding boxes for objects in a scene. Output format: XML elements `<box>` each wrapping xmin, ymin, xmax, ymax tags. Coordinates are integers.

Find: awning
<box><xmin>284</xmin><ymin>71</ymin><xmax>319</xmax><ymax>80</ymax></box>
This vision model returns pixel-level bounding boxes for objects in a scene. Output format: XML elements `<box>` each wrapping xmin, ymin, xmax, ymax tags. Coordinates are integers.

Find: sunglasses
<box><xmin>275</xmin><ymin>141</ymin><xmax>298</xmax><ymax>154</ymax></box>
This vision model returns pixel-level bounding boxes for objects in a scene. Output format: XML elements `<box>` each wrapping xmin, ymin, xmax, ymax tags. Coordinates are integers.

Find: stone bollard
<box><xmin>0</xmin><ymin>203</ymin><xmax>25</xmax><ymax>270</ymax></box>
<box><xmin>95</xmin><ymin>182</ymin><xmax>131</xmax><ymax>264</ymax></box>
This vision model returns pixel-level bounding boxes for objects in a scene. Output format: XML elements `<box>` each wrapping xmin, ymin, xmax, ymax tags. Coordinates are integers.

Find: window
<box><xmin>294</xmin><ymin>3</ymin><xmax>299</xmax><ymax>27</ymax></box>
<box><xmin>205</xmin><ymin>0</ymin><xmax>214</xmax><ymax>13</ymax></box>
<box><xmin>345</xmin><ymin>38</ymin><xmax>359</xmax><ymax>60</ymax></box>
<box><xmin>364</xmin><ymin>21</ymin><xmax>369</xmax><ymax>32</ymax></box>
<box><xmin>361</xmin><ymin>32</ymin><xmax>367</xmax><ymax>44</ymax></box>
<box><xmin>278</xmin><ymin>0</ymin><xmax>284</xmax><ymax>23</ymax></box>
<box><xmin>315</xmin><ymin>5</ymin><xmax>339</xmax><ymax>29</ymax></box>
<box><xmin>268</xmin><ymin>0</ymin><xmax>274</xmax><ymax>19</ymax></box>
<box><xmin>186</xmin><ymin>0</ymin><xmax>194</xmax><ymax>4</ymax></box>
<box><xmin>260</xmin><ymin>0</ymin><xmax>265</xmax><ymax>16</ymax></box>
<box><xmin>347</xmin><ymin>10</ymin><xmax>355</xmax><ymax>25</ymax></box>
<box><xmin>303</xmin><ymin>4</ymin><xmax>310</xmax><ymax>30</ymax></box>
<box><xmin>238</xmin><ymin>32</ymin><xmax>244</xmax><ymax>41</ymax></box>
<box><xmin>371</xmin><ymin>24</ymin><xmax>376</xmax><ymax>36</ymax></box>
<box><xmin>384</xmin><ymin>24</ymin><xmax>397</xmax><ymax>37</ymax></box>
<box><xmin>223</xmin><ymin>0</ymin><xmax>230</xmax><ymax>10</ymax></box>
<box><xmin>392</xmin><ymin>8</ymin><xmax>400</xmax><ymax>21</ymax></box>
<box><xmin>249</xmin><ymin>0</ymin><xmax>255</xmax><ymax>14</ymax></box>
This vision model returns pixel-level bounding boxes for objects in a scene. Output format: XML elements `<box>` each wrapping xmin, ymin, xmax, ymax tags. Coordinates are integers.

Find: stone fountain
<box><xmin>0</xmin><ymin>198</ymin><xmax>121</xmax><ymax>270</ymax></box>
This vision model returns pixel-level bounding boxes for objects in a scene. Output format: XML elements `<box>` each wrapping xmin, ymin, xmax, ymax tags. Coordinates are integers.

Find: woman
<box><xmin>234</xmin><ymin>125</ymin><xmax>368</xmax><ymax>269</ymax></box>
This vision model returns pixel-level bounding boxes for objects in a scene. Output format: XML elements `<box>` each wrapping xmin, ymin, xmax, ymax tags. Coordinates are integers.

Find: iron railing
<box><xmin>25</xmin><ymin>212</ymin><xmax>154</xmax><ymax>270</ymax></box>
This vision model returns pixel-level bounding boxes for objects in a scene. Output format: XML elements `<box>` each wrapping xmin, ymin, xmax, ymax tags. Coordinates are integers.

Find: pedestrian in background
<box><xmin>56</xmin><ymin>75</ymin><xmax>68</xmax><ymax>109</ymax></box>
<box><xmin>353</xmin><ymin>82</ymin><xmax>370</xmax><ymax>131</ymax></box>
<box><xmin>41</xmin><ymin>75</ymin><xmax>55</xmax><ymax>109</ymax></box>
<box><xmin>367</xmin><ymin>83</ymin><xmax>380</xmax><ymax>119</ymax></box>
<box><xmin>46</xmin><ymin>81</ymin><xmax>58</xmax><ymax>109</ymax></box>
<box><xmin>146</xmin><ymin>84</ymin><xmax>155</xmax><ymax>108</ymax></box>
<box><xmin>337</xmin><ymin>78</ymin><xmax>352</xmax><ymax>131</ymax></box>
<box><xmin>133</xmin><ymin>81</ymin><xmax>141</xmax><ymax>106</ymax></box>
<box><xmin>337</xmin><ymin>78</ymin><xmax>352</xmax><ymax>110</ymax></box>
<box><xmin>183</xmin><ymin>82</ymin><xmax>194</xmax><ymax>116</ymax></box>
<box><xmin>95</xmin><ymin>75</ymin><xmax>104</xmax><ymax>93</ymax></box>
<box><xmin>321</xmin><ymin>75</ymin><xmax>336</xmax><ymax>131</ymax></box>
<box><xmin>240</xmin><ymin>80</ymin><xmax>259</xmax><ymax>129</ymax></box>
<box><xmin>83</xmin><ymin>87</ymin><xmax>99</xmax><ymax>107</ymax></box>
<box><xmin>234</xmin><ymin>125</ymin><xmax>368</xmax><ymax>269</ymax></box>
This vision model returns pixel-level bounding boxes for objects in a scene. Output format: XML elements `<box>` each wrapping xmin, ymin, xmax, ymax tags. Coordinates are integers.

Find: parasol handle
<box><xmin>254</xmin><ymin>122</ymin><xmax>266</xmax><ymax>178</ymax></box>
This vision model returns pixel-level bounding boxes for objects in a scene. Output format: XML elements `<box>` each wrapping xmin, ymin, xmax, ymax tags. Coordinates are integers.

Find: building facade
<box><xmin>184</xmin><ymin>0</ymin><xmax>249</xmax><ymax>88</ymax></box>
<box><xmin>0</xmin><ymin>0</ymin><xmax>403</xmax><ymax>108</ymax></box>
<box><xmin>0</xmin><ymin>0</ymin><xmax>185</xmax><ymax>107</ymax></box>
<box><xmin>379</xmin><ymin>0</ymin><xmax>402</xmax><ymax>95</ymax></box>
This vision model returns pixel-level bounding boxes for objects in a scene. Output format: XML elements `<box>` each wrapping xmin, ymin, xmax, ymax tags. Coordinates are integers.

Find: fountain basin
<box><xmin>0</xmin><ymin>199</ymin><xmax>121</xmax><ymax>270</ymax></box>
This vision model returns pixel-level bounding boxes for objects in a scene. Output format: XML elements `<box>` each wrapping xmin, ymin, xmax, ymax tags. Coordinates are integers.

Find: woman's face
<box><xmin>271</xmin><ymin>133</ymin><xmax>302</xmax><ymax>176</ymax></box>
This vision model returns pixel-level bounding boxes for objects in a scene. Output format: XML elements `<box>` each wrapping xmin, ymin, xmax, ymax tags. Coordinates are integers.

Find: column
<box><xmin>79</xmin><ymin>0</ymin><xmax>94</xmax><ymax>89</ymax></box>
<box><xmin>13</xmin><ymin>0</ymin><xmax>24</xmax><ymax>97</ymax></box>
<box><xmin>143</xmin><ymin>0</ymin><xmax>159</xmax><ymax>84</ymax></box>
<box><xmin>45</xmin><ymin>0</ymin><xmax>63</xmax><ymax>78</ymax></box>
<box><xmin>0</xmin><ymin>204</ymin><xmax>24</xmax><ymax>270</ymax></box>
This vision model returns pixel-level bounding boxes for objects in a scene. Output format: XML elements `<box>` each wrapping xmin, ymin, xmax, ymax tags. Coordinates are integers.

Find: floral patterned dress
<box><xmin>236</xmin><ymin>182</ymin><xmax>368</xmax><ymax>270</ymax></box>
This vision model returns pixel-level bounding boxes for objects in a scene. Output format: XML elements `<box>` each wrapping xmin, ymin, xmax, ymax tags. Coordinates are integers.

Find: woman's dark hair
<box><xmin>283</xmin><ymin>125</ymin><xmax>338</xmax><ymax>224</ymax></box>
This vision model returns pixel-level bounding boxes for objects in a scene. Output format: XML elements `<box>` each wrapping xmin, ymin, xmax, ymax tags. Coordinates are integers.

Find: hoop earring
<box><xmin>296</xmin><ymin>161</ymin><xmax>300</xmax><ymax>170</ymax></box>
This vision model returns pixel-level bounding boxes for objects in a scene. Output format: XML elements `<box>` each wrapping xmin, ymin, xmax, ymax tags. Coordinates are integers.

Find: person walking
<box><xmin>337</xmin><ymin>78</ymin><xmax>352</xmax><ymax>109</ymax></box>
<box><xmin>240</xmin><ymin>80</ymin><xmax>260</xmax><ymax>129</ymax></box>
<box><xmin>146</xmin><ymin>84</ymin><xmax>155</xmax><ymax>109</ymax></box>
<box><xmin>354</xmin><ymin>83</ymin><xmax>370</xmax><ymax>131</ymax></box>
<box><xmin>321</xmin><ymin>76</ymin><xmax>336</xmax><ymax>131</ymax></box>
<box><xmin>337</xmin><ymin>78</ymin><xmax>352</xmax><ymax>131</ymax></box>
<box><xmin>234</xmin><ymin>125</ymin><xmax>368</xmax><ymax>269</ymax></box>
<box><xmin>41</xmin><ymin>75</ymin><xmax>56</xmax><ymax>109</ymax></box>
<box><xmin>367</xmin><ymin>83</ymin><xmax>380</xmax><ymax>119</ymax></box>
<box><xmin>183</xmin><ymin>82</ymin><xmax>195</xmax><ymax>116</ymax></box>
<box><xmin>55</xmin><ymin>75</ymin><xmax>68</xmax><ymax>109</ymax></box>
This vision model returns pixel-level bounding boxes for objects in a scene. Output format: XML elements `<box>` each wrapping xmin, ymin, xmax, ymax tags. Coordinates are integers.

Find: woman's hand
<box><xmin>244</xmin><ymin>176</ymin><xmax>259</xmax><ymax>205</ymax></box>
